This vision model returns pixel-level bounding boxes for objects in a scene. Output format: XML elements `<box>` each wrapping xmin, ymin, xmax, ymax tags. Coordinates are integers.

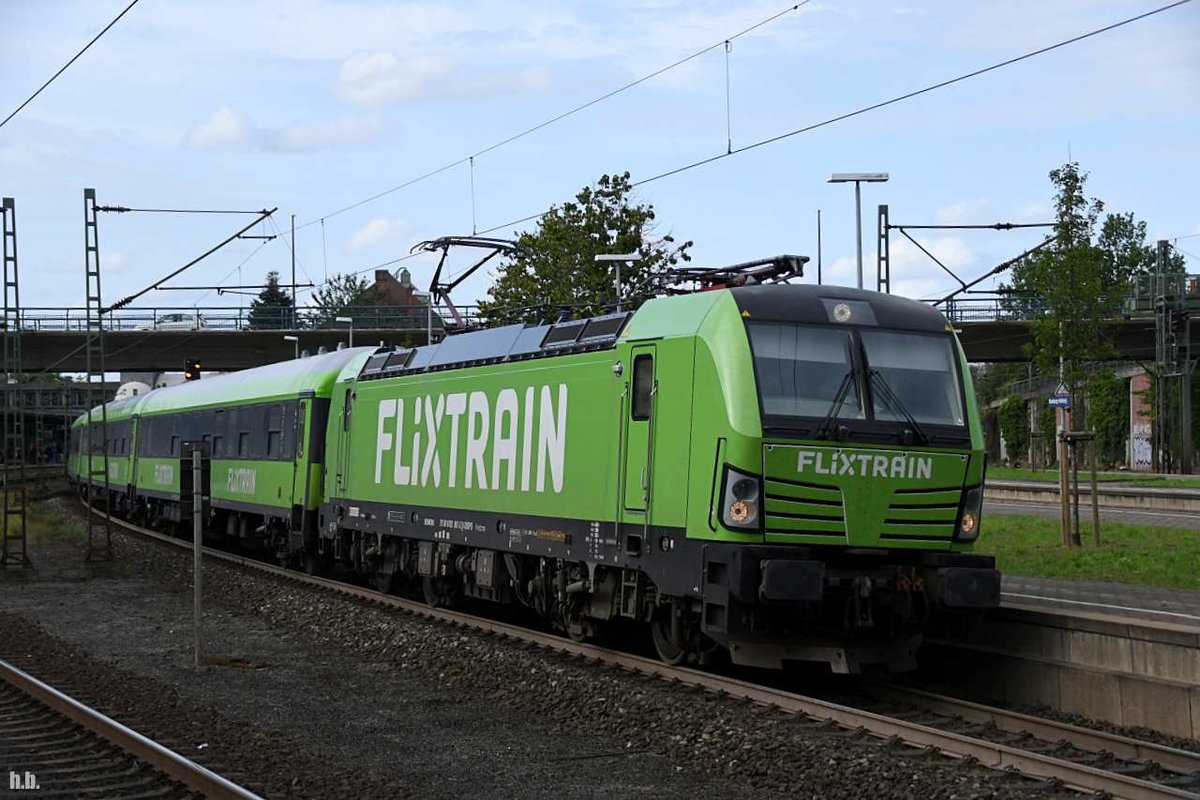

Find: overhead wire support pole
<box><xmin>877</xmin><ymin>204</ymin><xmax>890</xmax><ymax>294</ymax></box>
<box><xmin>82</xmin><ymin>188</ymin><xmax>112</xmax><ymax>563</ymax></box>
<box><xmin>1</xmin><ymin>197</ymin><xmax>29</xmax><ymax>567</ymax></box>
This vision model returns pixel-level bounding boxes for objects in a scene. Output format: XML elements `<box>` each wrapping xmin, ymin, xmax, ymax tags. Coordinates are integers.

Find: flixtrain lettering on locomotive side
<box><xmin>68</xmin><ymin>254</ymin><xmax>1000</xmax><ymax>673</ymax></box>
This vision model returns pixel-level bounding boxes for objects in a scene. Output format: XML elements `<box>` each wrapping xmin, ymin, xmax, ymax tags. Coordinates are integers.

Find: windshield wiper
<box><xmin>815</xmin><ymin>370</ymin><xmax>855</xmax><ymax>441</ymax></box>
<box><xmin>869</xmin><ymin>369</ymin><xmax>929</xmax><ymax>445</ymax></box>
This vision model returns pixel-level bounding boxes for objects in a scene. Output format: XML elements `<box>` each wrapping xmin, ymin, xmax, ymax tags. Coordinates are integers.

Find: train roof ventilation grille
<box><xmin>384</xmin><ymin>350</ymin><xmax>416</xmax><ymax>370</ymax></box>
<box><xmin>579</xmin><ymin>312</ymin><xmax>630</xmax><ymax>341</ymax></box>
<box><xmin>541</xmin><ymin>320</ymin><xmax>587</xmax><ymax>348</ymax></box>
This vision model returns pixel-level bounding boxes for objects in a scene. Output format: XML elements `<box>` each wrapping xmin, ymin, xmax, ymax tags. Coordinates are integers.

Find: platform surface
<box><xmin>1002</xmin><ymin>573</ymin><xmax>1200</xmax><ymax>629</ymax></box>
<box><xmin>983</xmin><ymin>498</ymin><xmax>1200</xmax><ymax>529</ymax></box>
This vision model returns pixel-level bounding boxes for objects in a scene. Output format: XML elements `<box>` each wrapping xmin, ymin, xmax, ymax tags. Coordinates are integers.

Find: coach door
<box><xmin>622</xmin><ymin>346</ymin><xmax>657</xmax><ymax>522</ymax></box>
<box><xmin>291</xmin><ymin>398</ymin><xmax>309</xmax><ymax>507</ymax></box>
<box><xmin>333</xmin><ymin>387</ymin><xmax>354</xmax><ymax>496</ymax></box>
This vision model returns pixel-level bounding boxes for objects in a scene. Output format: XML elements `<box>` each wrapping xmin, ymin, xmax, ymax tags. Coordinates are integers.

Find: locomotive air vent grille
<box><xmin>879</xmin><ymin>487</ymin><xmax>960</xmax><ymax>541</ymax></box>
<box><xmin>762</xmin><ymin>478</ymin><xmax>846</xmax><ymax>538</ymax></box>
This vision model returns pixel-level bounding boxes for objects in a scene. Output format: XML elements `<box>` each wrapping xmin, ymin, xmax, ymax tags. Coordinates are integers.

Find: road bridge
<box><xmin>11</xmin><ymin>297</ymin><xmax>1199</xmax><ymax>371</ymax></box>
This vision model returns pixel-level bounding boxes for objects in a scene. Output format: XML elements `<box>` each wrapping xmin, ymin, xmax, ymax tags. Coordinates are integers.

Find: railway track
<box><xmin>88</xmin><ymin>503</ymin><xmax>1200</xmax><ymax>800</ymax></box>
<box><xmin>0</xmin><ymin>654</ymin><xmax>261</xmax><ymax>799</ymax></box>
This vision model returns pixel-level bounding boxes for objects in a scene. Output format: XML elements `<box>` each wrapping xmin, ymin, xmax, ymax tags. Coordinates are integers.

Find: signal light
<box><xmin>184</xmin><ymin>358</ymin><xmax>202</xmax><ymax>381</ymax></box>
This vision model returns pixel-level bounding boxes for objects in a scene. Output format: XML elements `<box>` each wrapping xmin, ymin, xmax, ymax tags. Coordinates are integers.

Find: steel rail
<box><xmin>870</xmin><ymin>683</ymin><xmax>1200</xmax><ymax>776</ymax></box>
<box><xmin>0</xmin><ymin>655</ymin><xmax>262</xmax><ymax>799</ymax></box>
<box><xmin>89</xmin><ymin>503</ymin><xmax>1199</xmax><ymax>800</ymax></box>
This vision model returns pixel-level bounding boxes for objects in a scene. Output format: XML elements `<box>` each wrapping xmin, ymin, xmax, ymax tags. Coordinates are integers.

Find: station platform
<box><xmin>1002</xmin><ymin>573</ymin><xmax>1200</xmax><ymax>630</ymax></box>
<box><xmin>983</xmin><ymin>497</ymin><xmax>1200</xmax><ymax>528</ymax></box>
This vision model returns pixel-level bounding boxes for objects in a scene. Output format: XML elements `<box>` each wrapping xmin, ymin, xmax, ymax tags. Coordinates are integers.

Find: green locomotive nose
<box><xmin>760</xmin><ymin>444</ymin><xmax>973</xmax><ymax>547</ymax></box>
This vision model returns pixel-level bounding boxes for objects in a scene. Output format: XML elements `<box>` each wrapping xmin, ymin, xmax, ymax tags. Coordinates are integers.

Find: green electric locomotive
<box><xmin>70</xmin><ymin>267</ymin><xmax>998</xmax><ymax>672</ymax></box>
<box><xmin>321</xmin><ymin>279</ymin><xmax>997</xmax><ymax>671</ymax></box>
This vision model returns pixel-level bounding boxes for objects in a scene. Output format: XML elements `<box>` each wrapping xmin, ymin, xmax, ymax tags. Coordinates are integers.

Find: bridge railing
<box><xmin>15</xmin><ymin>305</ymin><xmax>439</xmax><ymax>332</ymax></box>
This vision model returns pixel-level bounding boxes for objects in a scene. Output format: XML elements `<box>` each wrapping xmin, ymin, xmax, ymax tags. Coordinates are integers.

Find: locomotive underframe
<box><xmin>320</xmin><ymin>496</ymin><xmax>999</xmax><ymax>672</ymax></box>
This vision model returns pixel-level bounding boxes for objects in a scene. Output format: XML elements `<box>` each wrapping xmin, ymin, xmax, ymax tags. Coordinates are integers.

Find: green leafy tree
<box><xmin>1005</xmin><ymin>163</ymin><xmax>1111</xmax><ymax>384</ymax></box>
<box><xmin>478</xmin><ymin>172</ymin><xmax>693</xmax><ymax>323</ymax></box>
<box><xmin>1007</xmin><ymin>162</ymin><xmax>1187</xmax><ymax>387</ymax></box>
<box><xmin>307</xmin><ymin>272</ymin><xmax>387</xmax><ymax>329</ymax></box>
<box><xmin>247</xmin><ymin>270</ymin><xmax>294</xmax><ymax>329</ymax></box>
<box><xmin>997</xmin><ymin>395</ymin><xmax>1029</xmax><ymax>466</ymax></box>
<box><xmin>1098</xmin><ymin>212</ymin><xmax>1185</xmax><ymax>280</ymax></box>
<box><xmin>1036</xmin><ymin>402</ymin><xmax>1057</xmax><ymax>468</ymax></box>
<box><xmin>1085</xmin><ymin>370</ymin><xmax>1129</xmax><ymax>467</ymax></box>
<box><xmin>971</xmin><ymin>363</ymin><xmax>1031</xmax><ymax>408</ymax></box>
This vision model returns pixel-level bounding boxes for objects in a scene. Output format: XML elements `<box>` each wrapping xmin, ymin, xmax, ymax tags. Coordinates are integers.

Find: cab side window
<box><xmin>632</xmin><ymin>355</ymin><xmax>654</xmax><ymax>420</ymax></box>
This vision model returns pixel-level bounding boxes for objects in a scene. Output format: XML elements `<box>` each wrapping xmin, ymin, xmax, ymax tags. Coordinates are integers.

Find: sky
<box><xmin>1</xmin><ymin>0</ymin><xmax>1197</xmax><ymax>318</ymax></box>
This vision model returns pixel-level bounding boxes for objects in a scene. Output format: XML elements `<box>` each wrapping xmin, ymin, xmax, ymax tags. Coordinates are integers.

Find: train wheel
<box><xmin>374</xmin><ymin>541</ymin><xmax>399</xmax><ymax>593</ymax></box>
<box><xmin>422</xmin><ymin>576</ymin><xmax>458</xmax><ymax>608</ymax></box>
<box><xmin>650</xmin><ymin>614</ymin><xmax>688</xmax><ymax>666</ymax></box>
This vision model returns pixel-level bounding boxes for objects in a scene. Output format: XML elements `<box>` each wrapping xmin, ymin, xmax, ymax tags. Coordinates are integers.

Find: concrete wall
<box><xmin>925</xmin><ymin>607</ymin><xmax>1200</xmax><ymax>738</ymax></box>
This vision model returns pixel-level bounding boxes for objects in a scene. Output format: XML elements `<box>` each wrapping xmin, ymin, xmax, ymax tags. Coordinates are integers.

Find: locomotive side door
<box><xmin>333</xmin><ymin>386</ymin><xmax>354</xmax><ymax>497</ymax></box>
<box><xmin>622</xmin><ymin>346</ymin><xmax>657</xmax><ymax>519</ymax></box>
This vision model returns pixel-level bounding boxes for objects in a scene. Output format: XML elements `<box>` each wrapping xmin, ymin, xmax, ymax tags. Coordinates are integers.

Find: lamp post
<box><xmin>283</xmin><ymin>334</ymin><xmax>299</xmax><ymax>359</ymax></box>
<box><xmin>594</xmin><ymin>252</ymin><xmax>640</xmax><ymax>313</ymax></box>
<box><xmin>335</xmin><ymin>315</ymin><xmax>354</xmax><ymax>348</ymax></box>
<box><xmin>827</xmin><ymin>172</ymin><xmax>889</xmax><ymax>289</ymax></box>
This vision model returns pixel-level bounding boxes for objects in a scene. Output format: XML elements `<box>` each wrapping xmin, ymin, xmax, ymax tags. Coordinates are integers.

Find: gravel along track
<box><xmin>0</xmin><ymin>655</ymin><xmax>253</xmax><ymax>799</ymax></box>
<box><xmin>48</xmin><ymin>500</ymin><xmax>1093</xmax><ymax>800</ymax></box>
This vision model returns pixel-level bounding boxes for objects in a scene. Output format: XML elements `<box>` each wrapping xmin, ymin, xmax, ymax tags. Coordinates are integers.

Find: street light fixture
<box><xmin>594</xmin><ymin>252</ymin><xmax>640</xmax><ymax>313</ymax></box>
<box><xmin>334</xmin><ymin>315</ymin><xmax>354</xmax><ymax>348</ymax></box>
<box><xmin>827</xmin><ymin>172</ymin><xmax>889</xmax><ymax>290</ymax></box>
<box><xmin>283</xmin><ymin>334</ymin><xmax>299</xmax><ymax>359</ymax></box>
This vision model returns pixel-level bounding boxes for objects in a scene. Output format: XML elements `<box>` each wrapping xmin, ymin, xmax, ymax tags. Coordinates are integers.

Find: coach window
<box><xmin>238</xmin><ymin>432</ymin><xmax>250</xmax><ymax>458</ymax></box>
<box><xmin>632</xmin><ymin>354</ymin><xmax>654</xmax><ymax>420</ymax></box>
<box><xmin>170</xmin><ymin>435</ymin><xmax>180</xmax><ymax>456</ymax></box>
<box><xmin>267</xmin><ymin>404</ymin><xmax>284</xmax><ymax>459</ymax></box>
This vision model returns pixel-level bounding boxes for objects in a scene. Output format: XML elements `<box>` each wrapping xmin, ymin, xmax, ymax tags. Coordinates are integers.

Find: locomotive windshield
<box><xmin>859</xmin><ymin>330</ymin><xmax>964</xmax><ymax>427</ymax></box>
<box><xmin>747</xmin><ymin>322</ymin><xmax>966</xmax><ymax>437</ymax></box>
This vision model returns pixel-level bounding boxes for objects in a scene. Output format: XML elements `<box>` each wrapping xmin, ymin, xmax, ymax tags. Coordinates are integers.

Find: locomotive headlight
<box><xmin>721</xmin><ymin>467</ymin><xmax>761</xmax><ymax>531</ymax></box>
<box><xmin>954</xmin><ymin>485</ymin><xmax>984</xmax><ymax>543</ymax></box>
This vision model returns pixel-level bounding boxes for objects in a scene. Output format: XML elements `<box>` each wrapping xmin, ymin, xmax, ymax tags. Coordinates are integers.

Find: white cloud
<box><xmin>934</xmin><ymin>199</ymin><xmax>992</xmax><ymax>226</ymax></box>
<box><xmin>274</xmin><ymin>115</ymin><xmax>384</xmax><ymax>152</ymax></box>
<box><xmin>186</xmin><ymin>107</ymin><xmax>384</xmax><ymax>152</ymax></box>
<box><xmin>1015</xmin><ymin>201</ymin><xmax>1053</xmax><ymax>223</ymax></box>
<box><xmin>349</xmin><ymin>218</ymin><xmax>411</xmax><ymax>251</ymax></box>
<box><xmin>821</xmin><ymin>235</ymin><xmax>976</xmax><ymax>300</ymax></box>
<box><xmin>336</xmin><ymin>51</ymin><xmax>446</xmax><ymax>106</ymax></box>
<box><xmin>186</xmin><ymin>106</ymin><xmax>249</xmax><ymax>148</ymax></box>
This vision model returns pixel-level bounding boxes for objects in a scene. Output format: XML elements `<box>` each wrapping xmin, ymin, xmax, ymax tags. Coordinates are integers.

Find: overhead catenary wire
<box><xmin>291</xmin><ymin>1</ymin><xmax>811</xmax><ymax>233</ymax></box>
<box><xmin>475</xmin><ymin>0</ymin><xmax>1192</xmax><ymax>236</ymax></box>
<box><xmin>0</xmin><ymin>0</ymin><xmax>142</xmax><ymax>130</ymax></box>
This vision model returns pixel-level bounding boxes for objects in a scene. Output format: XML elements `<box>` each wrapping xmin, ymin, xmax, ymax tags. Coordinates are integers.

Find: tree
<box><xmin>1005</xmin><ymin>163</ymin><xmax>1111</xmax><ymax>384</ymax></box>
<box><xmin>997</xmin><ymin>395</ymin><xmax>1029</xmax><ymax>466</ymax></box>
<box><xmin>247</xmin><ymin>271</ymin><xmax>294</xmax><ymax>330</ymax></box>
<box><xmin>1086</xmin><ymin>370</ymin><xmax>1129</xmax><ymax>467</ymax></box>
<box><xmin>478</xmin><ymin>172</ymin><xmax>692</xmax><ymax>323</ymax></box>
<box><xmin>1097</xmin><ymin>212</ymin><xmax>1185</xmax><ymax>282</ymax></box>
<box><xmin>307</xmin><ymin>272</ymin><xmax>386</xmax><ymax>329</ymax></box>
<box><xmin>971</xmin><ymin>362</ymin><xmax>1030</xmax><ymax>408</ymax></box>
<box><xmin>1006</xmin><ymin>162</ymin><xmax>1187</xmax><ymax>385</ymax></box>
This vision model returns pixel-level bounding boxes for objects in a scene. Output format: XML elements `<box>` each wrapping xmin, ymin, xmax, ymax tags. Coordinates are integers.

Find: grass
<box><xmin>977</xmin><ymin>515</ymin><xmax>1200</xmax><ymax>590</ymax></box>
<box><xmin>987</xmin><ymin>465</ymin><xmax>1200</xmax><ymax>489</ymax></box>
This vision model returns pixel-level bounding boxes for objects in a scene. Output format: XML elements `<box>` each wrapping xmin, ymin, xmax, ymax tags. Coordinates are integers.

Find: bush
<box><xmin>997</xmin><ymin>395</ymin><xmax>1029</xmax><ymax>466</ymax></box>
